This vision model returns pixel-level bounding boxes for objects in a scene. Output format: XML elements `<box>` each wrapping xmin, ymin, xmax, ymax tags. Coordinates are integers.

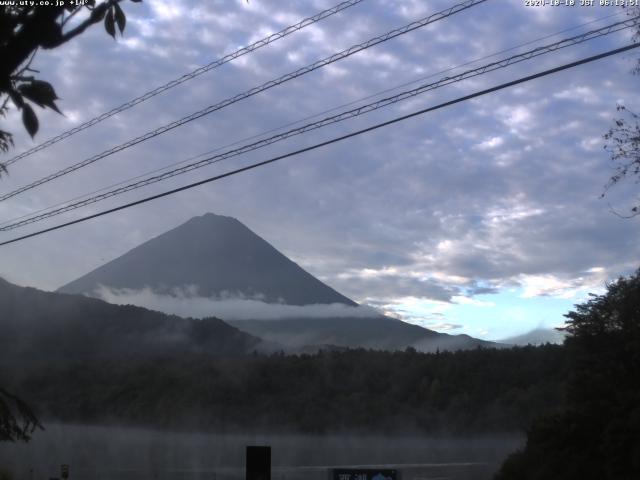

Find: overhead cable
<box><xmin>1</xmin><ymin>42</ymin><xmax>637</xmax><ymax>247</ymax></box>
<box><xmin>2</xmin><ymin>16</ymin><xmax>637</xmax><ymax>232</ymax></box>
<box><xmin>2</xmin><ymin>0</ymin><xmax>366</xmax><ymax>167</ymax></box>
<box><xmin>0</xmin><ymin>0</ymin><xmax>488</xmax><ymax>202</ymax></box>
<box><xmin>0</xmin><ymin>10</ymin><xmax>624</xmax><ymax>230</ymax></box>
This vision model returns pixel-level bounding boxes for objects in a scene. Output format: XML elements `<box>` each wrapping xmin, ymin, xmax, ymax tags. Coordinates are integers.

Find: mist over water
<box><xmin>0</xmin><ymin>424</ymin><xmax>522</xmax><ymax>480</ymax></box>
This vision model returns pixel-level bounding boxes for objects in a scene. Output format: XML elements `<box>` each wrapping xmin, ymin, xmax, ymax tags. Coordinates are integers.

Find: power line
<box><xmin>1</xmin><ymin>42</ymin><xmax>637</xmax><ymax>248</ymax></box>
<box><xmin>0</xmin><ymin>0</ymin><xmax>488</xmax><ymax>203</ymax></box>
<box><xmin>2</xmin><ymin>0</ymin><xmax>366</xmax><ymax>167</ymax></box>
<box><xmin>0</xmin><ymin>11</ymin><xmax>624</xmax><ymax>230</ymax></box>
<box><xmin>2</xmin><ymin>16</ymin><xmax>637</xmax><ymax>232</ymax></box>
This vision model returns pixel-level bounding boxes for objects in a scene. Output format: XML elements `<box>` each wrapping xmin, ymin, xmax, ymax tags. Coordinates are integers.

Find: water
<box><xmin>0</xmin><ymin>424</ymin><xmax>522</xmax><ymax>480</ymax></box>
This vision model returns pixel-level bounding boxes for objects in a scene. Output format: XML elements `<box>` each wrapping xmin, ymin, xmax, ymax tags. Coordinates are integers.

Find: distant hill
<box><xmin>501</xmin><ymin>328</ymin><xmax>566</xmax><ymax>346</ymax></box>
<box><xmin>58</xmin><ymin>212</ymin><xmax>497</xmax><ymax>352</ymax></box>
<box><xmin>229</xmin><ymin>317</ymin><xmax>497</xmax><ymax>352</ymax></box>
<box><xmin>0</xmin><ymin>278</ymin><xmax>261</xmax><ymax>365</ymax></box>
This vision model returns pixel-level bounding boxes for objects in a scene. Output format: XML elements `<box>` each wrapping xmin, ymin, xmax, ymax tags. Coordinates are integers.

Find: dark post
<box><xmin>246</xmin><ymin>446</ymin><xmax>271</xmax><ymax>480</ymax></box>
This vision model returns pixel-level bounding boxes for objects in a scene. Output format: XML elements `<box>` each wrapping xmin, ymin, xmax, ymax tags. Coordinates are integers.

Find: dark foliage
<box><xmin>0</xmin><ymin>1</ymin><xmax>141</xmax><ymax>160</ymax></box>
<box><xmin>0</xmin><ymin>387</ymin><xmax>42</xmax><ymax>442</ymax></box>
<box><xmin>5</xmin><ymin>345</ymin><xmax>567</xmax><ymax>435</ymax></box>
<box><xmin>601</xmin><ymin>6</ymin><xmax>640</xmax><ymax>216</ymax></box>
<box><xmin>603</xmin><ymin>105</ymin><xmax>640</xmax><ymax>216</ymax></box>
<box><xmin>495</xmin><ymin>269</ymin><xmax>640</xmax><ymax>480</ymax></box>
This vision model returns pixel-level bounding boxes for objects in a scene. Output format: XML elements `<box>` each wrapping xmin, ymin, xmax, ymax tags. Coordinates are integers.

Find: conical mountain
<box><xmin>59</xmin><ymin>213</ymin><xmax>355</xmax><ymax>306</ymax></box>
<box><xmin>59</xmin><ymin>213</ymin><xmax>498</xmax><ymax>352</ymax></box>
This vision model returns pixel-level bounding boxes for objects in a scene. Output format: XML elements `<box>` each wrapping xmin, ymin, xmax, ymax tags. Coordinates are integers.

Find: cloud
<box><xmin>329</xmin><ymin>273</ymin><xmax>458</xmax><ymax>304</ymax></box>
<box><xmin>475</xmin><ymin>136</ymin><xmax>504</xmax><ymax>150</ymax></box>
<box><xmin>149</xmin><ymin>1</ymin><xmax>185</xmax><ymax>21</ymax></box>
<box><xmin>554</xmin><ymin>85</ymin><xmax>599</xmax><ymax>105</ymax></box>
<box><xmin>517</xmin><ymin>267</ymin><xmax>608</xmax><ymax>299</ymax></box>
<box><xmin>0</xmin><ymin>0</ymin><xmax>639</xmax><ymax>340</ymax></box>
<box><xmin>93</xmin><ymin>285</ymin><xmax>381</xmax><ymax>320</ymax></box>
<box><xmin>451</xmin><ymin>295</ymin><xmax>495</xmax><ymax>307</ymax></box>
<box><xmin>427</xmin><ymin>322</ymin><xmax>463</xmax><ymax>331</ymax></box>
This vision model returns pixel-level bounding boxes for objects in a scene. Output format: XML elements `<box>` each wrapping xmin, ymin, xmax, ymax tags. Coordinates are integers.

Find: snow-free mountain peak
<box><xmin>59</xmin><ymin>212</ymin><xmax>356</xmax><ymax>306</ymax></box>
<box><xmin>58</xmin><ymin>213</ymin><xmax>498</xmax><ymax>352</ymax></box>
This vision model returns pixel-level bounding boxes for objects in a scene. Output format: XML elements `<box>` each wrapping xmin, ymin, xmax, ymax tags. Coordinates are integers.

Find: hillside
<box><xmin>0</xmin><ymin>278</ymin><xmax>261</xmax><ymax>365</ymax></box>
<box><xmin>500</xmin><ymin>328</ymin><xmax>566</xmax><ymax>346</ymax></box>
<box><xmin>229</xmin><ymin>317</ymin><xmax>494</xmax><ymax>352</ymax></box>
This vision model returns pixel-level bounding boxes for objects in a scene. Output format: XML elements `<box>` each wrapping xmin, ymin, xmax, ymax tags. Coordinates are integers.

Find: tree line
<box><xmin>5</xmin><ymin>344</ymin><xmax>566</xmax><ymax>435</ymax></box>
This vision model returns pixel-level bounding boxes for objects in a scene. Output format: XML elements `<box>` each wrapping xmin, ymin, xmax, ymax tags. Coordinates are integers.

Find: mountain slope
<box><xmin>57</xmin><ymin>212</ymin><xmax>497</xmax><ymax>352</ymax></box>
<box><xmin>0</xmin><ymin>278</ymin><xmax>261</xmax><ymax>365</ymax></box>
<box><xmin>228</xmin><ymin>317</ymin><xmax>496</xmax><ymax>352</ymax></box>
<box><xmin>501</xmin><ymin>328</ymin><xmax>566</xmax><ymax>346</ymax></box>
<box><xmin>58</xmin><ymin>213</ymin><xmax>355</xmax><ymax>306</ymax></box>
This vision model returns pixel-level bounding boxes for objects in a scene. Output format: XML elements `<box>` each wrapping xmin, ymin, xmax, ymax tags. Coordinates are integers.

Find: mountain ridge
<box><xmin>500</xmin><ymin>327</ymin><xmax>566</xmax><ymax>346</ymax></box>
<box><xmin>57</xmin><ymin>212</ymin><xmax>498</xmax><ymax>352</ymax></box>
<box><xmin>0</xmin><ymin>277</ymin><xmax>262</xmax><ymax>365</ymax></box>
<box><xmin>59</xmin><ymin>213</ymin><xmax>356</xmax><ymax>306</ymax></box>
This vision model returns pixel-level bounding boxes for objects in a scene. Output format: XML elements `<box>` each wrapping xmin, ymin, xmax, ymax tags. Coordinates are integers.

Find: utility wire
<box><xmin>2</xmin><ymin>0</ymin><xmax>366</xmax><ymax>167</ymax></box>
<box><xmin>0</xmin><ymin>10</ymin><xmax>624</xmax><ymax>230</ymax></box>
<box><xmin>1</xmin><ymin>16</ymin><xmax>637</xmax><ymax>232</ymax></box>
<box><xmin>1</xmin><ymin>42</ymin><xmax>637</xmax><ymax>247</ymax></box>
<box><xmin>0</xmin><ymin>0</ymin><xmax>488</xmax><ymax>203</ymax></box>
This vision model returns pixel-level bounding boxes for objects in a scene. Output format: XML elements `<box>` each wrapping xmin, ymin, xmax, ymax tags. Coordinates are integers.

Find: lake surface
<box><xmin>0</xmin><ymin>424</ymin><xmax>522</xmax><ymax>480</ymax></box>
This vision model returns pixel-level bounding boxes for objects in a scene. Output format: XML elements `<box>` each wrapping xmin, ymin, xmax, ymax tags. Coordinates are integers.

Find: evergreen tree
<box><xmin>496</xmin><ymin>269</ymin><xmax>640</xmax><ymax>480</ymax></box>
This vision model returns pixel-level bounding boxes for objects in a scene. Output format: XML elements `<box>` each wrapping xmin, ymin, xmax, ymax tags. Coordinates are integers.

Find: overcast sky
<box><xmin>1</xmin><ymin>0</ymin><xmax>639</xmax><ymax>340</ymax></box>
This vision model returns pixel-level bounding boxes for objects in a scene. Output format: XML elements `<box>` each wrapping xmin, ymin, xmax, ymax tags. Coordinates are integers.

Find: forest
<box><xmin>2</xmin><ymin>270</ymin><xmax>638</xmax><ymax>480</ymax></box>
<box><xmin>4</xmin><ymin>344</ymin><xmax>566</xmax><ymax>435</ymax></box>
<box><xmin>496</xmin><ymin>269</ymin><xmax>640</xmax><ymax>480</ymax></box>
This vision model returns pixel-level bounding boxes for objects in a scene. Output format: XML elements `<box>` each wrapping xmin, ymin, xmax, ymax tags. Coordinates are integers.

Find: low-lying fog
<box><xmin>94</xmin><ymin>285</ymin><xmax>380</xmax><ymax>320</ymax></box>
<box><xmin>0</xmin><ymin>424</ymin><xmax>522</xmax><ymax>480</ymax></box>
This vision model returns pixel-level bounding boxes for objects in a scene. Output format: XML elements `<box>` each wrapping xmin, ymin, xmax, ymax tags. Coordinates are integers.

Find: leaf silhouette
<box><xmin>22</xmin><ymin>104</ymin><xmax>39</xmax><ymax>138</ymax></box>
<box><xmin>104</xmin><ymin>8</ymin><xmax>116</xmax><ymax>38</ymax></box>
<box><xmin>114</xmin><ymin>3</ymin><xmax>126</xmax><ymax>33</ymax></box>
<box><xmin>18</xmin><ymin>80</ymin><xmax>61</xmax><ymax>113</ymax></box>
